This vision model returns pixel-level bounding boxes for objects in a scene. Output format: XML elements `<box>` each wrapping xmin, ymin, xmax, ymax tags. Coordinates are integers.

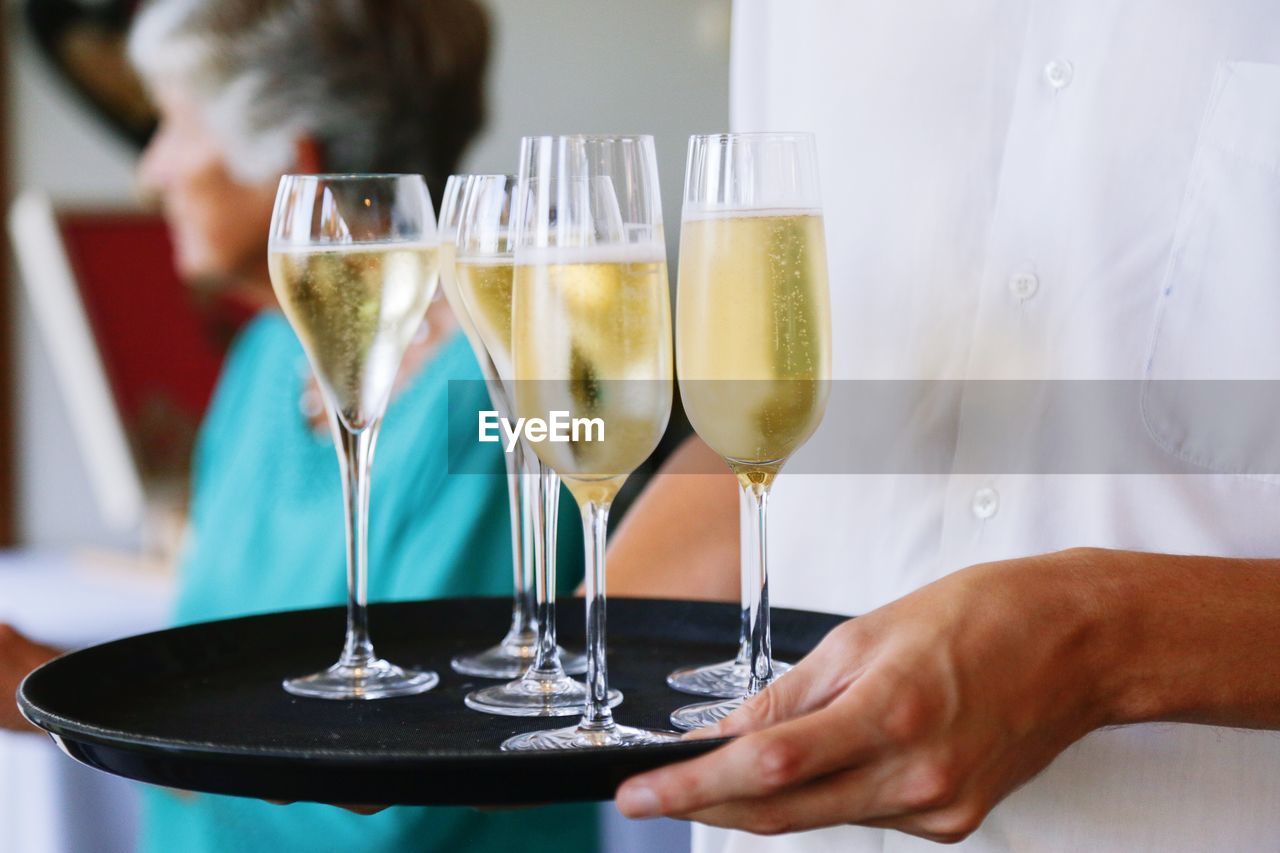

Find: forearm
<box><xmin>608</xmin><ymin>435</ymin><xmax>738</xmax><ymax>600</ymax></box>
<box><xmin>0</xmin><ymin>624</ymin><xmax>60</xmax><ymax>733</ymax></box>
<box><xmin>1082</xmin><ymin>548</ymin><xmax>1280</xmax><ymax>730</ymax></box>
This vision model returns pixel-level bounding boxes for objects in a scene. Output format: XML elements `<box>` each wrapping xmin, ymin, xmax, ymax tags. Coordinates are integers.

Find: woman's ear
<box><xmin>292</xmin><ymin>136</ymin><xmax>325</xmax><ymax>173</ymax></box>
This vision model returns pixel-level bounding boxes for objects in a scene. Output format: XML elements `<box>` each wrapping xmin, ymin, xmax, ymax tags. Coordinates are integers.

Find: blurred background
<box><xmin>0</xmin><ymin>1</ymin><xmax>730</xmax><ymax>850</ymax></box>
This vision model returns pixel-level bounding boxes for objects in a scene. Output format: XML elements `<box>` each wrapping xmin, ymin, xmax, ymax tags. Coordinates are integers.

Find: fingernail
<box><xmin>617</xmin><ymin>784</ymin><xmax>661</xmax><ymax>818</ymax></box>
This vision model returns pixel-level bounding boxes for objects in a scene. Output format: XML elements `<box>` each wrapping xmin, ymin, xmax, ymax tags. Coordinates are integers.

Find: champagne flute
<box><xmin>502</xmin><ymin>135</ymin><xmax>680</xmax><ymax>749</ymax></box>
<box><xmin>269</xmin><ymin>173</ymin><xmax>441</xmax><ymax>699</ymax></box>
<box><xmin>451</xmin><ymin>174</ymin><xmax>609</xmax><ymax>716</ymax></box>
<box><xmin>669</xmin><ymin>133</ymin><xmax>831</xmax><ymax>729</ymax></box>
<box><xmin>439</xmin><ymin>175</ymin><xmax>586</xmax><ymax>680</ymax></box>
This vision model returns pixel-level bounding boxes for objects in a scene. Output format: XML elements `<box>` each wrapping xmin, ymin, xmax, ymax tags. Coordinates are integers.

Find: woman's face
<box><xmin>137</xmin><ymin>84</ymin><xmax>280</xmax><ymax>285</ymax></box>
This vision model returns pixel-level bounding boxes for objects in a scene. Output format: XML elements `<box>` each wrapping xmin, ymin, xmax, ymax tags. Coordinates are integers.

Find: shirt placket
<box><xmin>938</xmin><ymin>1</ymin><xmax>1090</xmax><ymax>569</ymax></box>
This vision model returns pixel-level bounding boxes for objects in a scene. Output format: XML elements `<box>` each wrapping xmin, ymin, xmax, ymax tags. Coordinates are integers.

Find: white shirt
<box><xmin>699</xmin><ymin>1</ymin><xmax>1280</xmax><ymax>851</ymax></box>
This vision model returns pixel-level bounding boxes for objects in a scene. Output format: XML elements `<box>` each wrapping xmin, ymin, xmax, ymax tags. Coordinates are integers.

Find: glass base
<box><xmin>670</xmin><ymin>694</ymin><xmax>746</xmax><ymax>731</ymax></box>
<box><xmin>282</xmin><ymin>658</ymin><xmax>439</xmax><ymax>700</ymax></box>
<box><xmin>451</xmin><ymin>637</ymin><xmax>587</xmax><ymax>679</ymax></box>
<box><xmin>501</xmin><ymin>721</ymin><xmax>683</xmax><ymax>751</ymax></box>
<box><xmin>465</xmin><ymin>674</ymin><xmax>621</xmax><ymax>717</ymax></box>
<box><xmin>666</xmin><ymin>658</ymin><xmax>792</xmax><ymax>698</ymax></box>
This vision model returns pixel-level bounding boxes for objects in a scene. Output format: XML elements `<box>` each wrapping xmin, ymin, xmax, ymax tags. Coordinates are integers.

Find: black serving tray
<box><xmin>18</xmin><ymin>597</ymin><xmax>845</xmax><ymax>806</ymax></box>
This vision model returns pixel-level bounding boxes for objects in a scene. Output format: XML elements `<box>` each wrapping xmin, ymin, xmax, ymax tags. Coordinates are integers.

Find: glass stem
<box><xmin>503</xmin><ymin>439</ymin><xmax>536</xmax><ymax>643</ymax></box>
<box><xmin>335</xmin><ymin>418</ymin><xmax>380</xmax><ymax>669</ymax></box>
<box><xmin>735</xmin><ymin>485</ymin><xmax>754</xmax><ymax>667</ymax></box>
<box><xmin>743</xmin><ymin>481</ymin><xmax>774</xmax><ymax>695</ymax></box>
<box><xmin>526</xmin><ymin>455</ymin><xmax>566</xmax><ymax>679</ymax></box>
<box><xmin>580</xmin><ymin>499</ymin><xmax>613</xmax><ymax>730</ymax></box>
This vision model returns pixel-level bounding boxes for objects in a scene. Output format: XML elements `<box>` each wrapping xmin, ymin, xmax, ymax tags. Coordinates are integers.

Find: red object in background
<box><xmin>57</xmin><ymin>212</ymin><xmax>244</xmax><ymax>478</ymax></box>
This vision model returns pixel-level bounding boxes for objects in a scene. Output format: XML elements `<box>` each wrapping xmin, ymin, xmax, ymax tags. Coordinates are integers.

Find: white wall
<box><xmin>7</xmin><ymin>0</ymin><xmax>730</xmax><ymax>547</ymax></box>
<box><xmin>465</xmin><ymin>0</ymin><xmax>732</xmax><ymax>264</ymax></box>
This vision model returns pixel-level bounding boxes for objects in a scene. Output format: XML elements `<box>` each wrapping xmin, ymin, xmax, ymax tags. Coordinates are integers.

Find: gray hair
<box><xmin>128</xmin><ymin>0</ymin><xmax>490</xmax><ymax>197</ymax></box>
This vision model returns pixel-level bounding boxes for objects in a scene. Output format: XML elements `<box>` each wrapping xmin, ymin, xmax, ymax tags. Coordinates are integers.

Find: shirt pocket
<box><xmin>1141</xmin><ymin>61</ymin><xmax>1280</xmax><ymax>481</ymax></box>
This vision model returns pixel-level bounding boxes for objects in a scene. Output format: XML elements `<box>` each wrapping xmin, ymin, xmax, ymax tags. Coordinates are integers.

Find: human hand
<box><xmin>0</xmin><ymin>623</ymin><xmax>60</xmax><ymax>733</ymax></box>
<box><xmin>617</xmin><ymin>549</ymin><xmax>1123</xmax><ymax>842</ymax></box>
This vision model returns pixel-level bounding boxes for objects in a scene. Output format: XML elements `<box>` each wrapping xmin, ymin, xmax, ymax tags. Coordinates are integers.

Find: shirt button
<box><xmin>971</xmin><ymin>487</ymin><xmax>999</xmax><ymax>520</ymax></box>
<box><xmin>1009</xmin><ymin>272</ymin><xmax>1039</xmax><ymax>301</ymax></box>
<box><xmin>1044</xmin><ymin>60</ymin><xmax>1074</xmax><ymax>90</ymax></box>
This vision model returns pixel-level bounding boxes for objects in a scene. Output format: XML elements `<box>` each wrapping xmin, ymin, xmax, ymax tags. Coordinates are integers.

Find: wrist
<box><xmin>1010</xmin><ymin>549</ymin><xmax>1280</xmax><ymax>736</ymax></box>
<box><xmin>1038</xmin><ymin>548</ymin><xmax>1148</xmax><ymax>730</ymax></box>
<box><xmin>1059</xmin><ymin>547</ymin><xmax>1185</xmax><ymax>727</ymax></box>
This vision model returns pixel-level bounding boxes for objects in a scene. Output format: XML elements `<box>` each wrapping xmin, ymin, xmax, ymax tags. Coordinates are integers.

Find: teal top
<box><xmin>142</xmin><ymin>313</ymin><xmax>594</xmax><ymax>853</ymax></box>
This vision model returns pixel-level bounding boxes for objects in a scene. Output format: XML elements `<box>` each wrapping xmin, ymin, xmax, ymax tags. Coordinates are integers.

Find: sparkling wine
<box><xmin>457</xmin><ymin>258</ymin><xmax>516</xmax><ymax>383</ymax></box>
<box><xmin>676</xmin><ymin>211</ymin><xmax>831</xmax><ymax>486</ymax></box>
<box><xmin>268</xmin><ymin>242</ymin><xmax>438</xmax><ymax>430</ymax></box>
<box><xmin>513</xmin><ymin>246</ymin><xmax>673</xmax><ymax>505</ymax></box>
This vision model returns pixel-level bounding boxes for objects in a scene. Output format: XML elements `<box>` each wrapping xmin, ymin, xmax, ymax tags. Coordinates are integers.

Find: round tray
<box><xmin>18</xmin><ymin>597</ymin><xmax>845</xmax><ymax>805</ymax></box>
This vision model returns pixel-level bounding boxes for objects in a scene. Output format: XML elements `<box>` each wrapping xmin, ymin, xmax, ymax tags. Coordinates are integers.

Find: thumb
<box><xmin>691</xmin><ymin>619</ymin><xmax>865</xmax><ymax>740</ymax></box>
<box><xmin>706</xmin><ymin>666</ymin><xmax>813</xmax><ymax>740</ymax></box>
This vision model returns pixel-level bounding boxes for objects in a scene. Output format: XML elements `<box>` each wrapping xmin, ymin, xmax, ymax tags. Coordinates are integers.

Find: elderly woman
<box><xmin>1</xmin><ymin>0</ymin><xmax>595</xmax><ymax>851</ymax></box>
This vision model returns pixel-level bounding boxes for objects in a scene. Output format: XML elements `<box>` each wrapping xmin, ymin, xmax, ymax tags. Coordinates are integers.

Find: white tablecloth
<box><xmin>0</xmin><ymin>549</ymin><xmax>174</xmax><ymax>853</ymax></box>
